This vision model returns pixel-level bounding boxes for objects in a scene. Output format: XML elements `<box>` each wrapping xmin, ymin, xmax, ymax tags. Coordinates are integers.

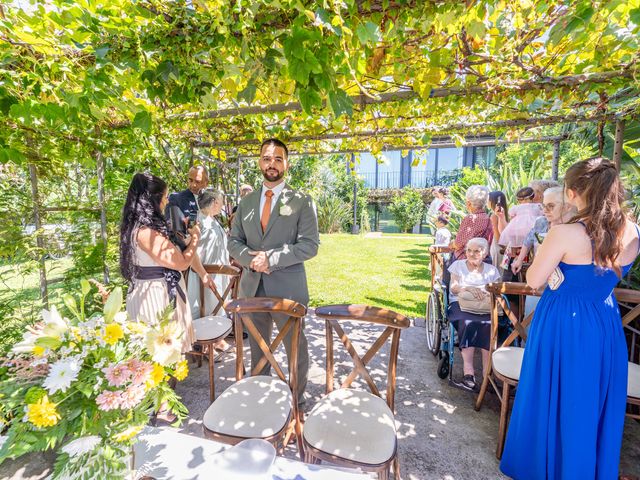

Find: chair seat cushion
<box><xmin>193</xmin><ymin>315</ymin><xmax>232</xmax><ymax>341</ymax></box>
<box><xmin>303</xmin><ymin>389</ymin><xmax>396</xmax><ymax>465</ymax></box>
<box><xmin>492</xmin><ymin>346</ymin><xmax>524</xmax><ymax>381</ymax></box>
<box><xmin>629</xmin><ymin>362</ymin><xmax>640</xmax><ymax>400</ymax></box>
<box><xmin>203</xmin><ymin>375</ymin><xmax>292</xmax><ymax>438</ymax></box>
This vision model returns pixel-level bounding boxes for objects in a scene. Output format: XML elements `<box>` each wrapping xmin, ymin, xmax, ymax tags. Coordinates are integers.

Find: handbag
<box><xmin>457</xmin><ymin>289</ymin><xmax>492</xmax><ymax>315</ymax></box>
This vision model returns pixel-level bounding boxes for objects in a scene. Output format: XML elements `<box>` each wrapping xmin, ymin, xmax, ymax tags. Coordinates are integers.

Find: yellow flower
<box><xmin>70</xmin><ymin>327</ymin><xmax>82</xmax><ymax>342</ymax></box>
<box><xmin>113</xmin><ymin>425</ymin><xmax>143</xmax><ymax>443</ymax></box>
<box><xmin>103</xmin><ymin>323</ymin><xmax>124</xmax><ymax>345</ymax></box>
<box><xmin>126</xmin><ymin>322</ymin><xmax>148</xmax><ymax>336</ymax></box>
<box><xmin>26</xmin><ymin>395</ymin><xmax>60</xmax><ymax>428</ymax></box>
<box><xmin>174</xmin><ymin>360</ymin><xmax>188</xmax><ymax>381</ymax></box>
<box><xmin>146</xmin><ymin>363</ymin><xmax>166</xmax><ymax>389</ymax></box>
<box><xmin>32</xmin><ymin>345</ymin><xmax>46</xmax><ymax>357</ymax></box>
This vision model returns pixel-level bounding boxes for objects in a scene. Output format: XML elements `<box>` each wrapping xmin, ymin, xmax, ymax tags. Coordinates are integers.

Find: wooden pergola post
<box><xmin>613</xmin><ymin>119</ymin><xmax>626</xmax><ymax>171</ymax></box>
<box><xmin>95</xmin><ymin>146</ymin><xmax>110</xmax><ymax>283</ymax></box>
<box><xmin>28</xmin><ymin>163</ymin><xmax>48</xmax><ymax>307</ymax></box>
<box><xmin>551</xmin><ymin>139</ymin><xmax>561</xmax><ymax>181</ymax></box>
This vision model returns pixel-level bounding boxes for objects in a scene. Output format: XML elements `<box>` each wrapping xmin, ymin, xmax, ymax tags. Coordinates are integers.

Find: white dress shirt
<box><xmin>259</xmin><ymin>181</ymin><xmax>286</xmax><ymax>215</ymax></box>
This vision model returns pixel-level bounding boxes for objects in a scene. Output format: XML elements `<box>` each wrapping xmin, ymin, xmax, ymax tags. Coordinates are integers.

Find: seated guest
<box><xmin>448</xmin><ymin>237</ymin><xmax>502</xmax><ymax>390</ymax></box>
<box><xmin>187</xmin><ymin>189</ymin><xmax>232</xmax><ymax>352</ymax></box>
<box><xmin>451</xmin><ymin>185</ymin><xmax>492</xmax><ymax>259</ymax></box>
<box><xmin>511</xmin><ymin>186</ymin><xmax>576</xmax><ymax>274</ymax></box>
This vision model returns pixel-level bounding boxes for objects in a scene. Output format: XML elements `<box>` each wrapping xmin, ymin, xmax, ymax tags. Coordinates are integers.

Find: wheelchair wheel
<box><xmin>425</xmin><ymin>291</ymin><xmax>442</xmax><ymax>356</ymax></box>
<box><xmin>437</xmin><ymin>355</ymin><xmax>450</xmax><ymax>379</ymax></box>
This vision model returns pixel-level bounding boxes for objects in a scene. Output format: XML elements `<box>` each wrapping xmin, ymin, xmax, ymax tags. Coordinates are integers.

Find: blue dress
<box><xmin>500</xmin><ymin>232</ymin><xmax>638</xmax><ymax>479</ymax></box>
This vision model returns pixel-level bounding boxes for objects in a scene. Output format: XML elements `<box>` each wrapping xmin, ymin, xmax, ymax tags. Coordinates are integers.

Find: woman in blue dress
<box><xmin>500</xmin><ymin>158</ymin><xmax>640</xmax><ymax>480</ymax></box>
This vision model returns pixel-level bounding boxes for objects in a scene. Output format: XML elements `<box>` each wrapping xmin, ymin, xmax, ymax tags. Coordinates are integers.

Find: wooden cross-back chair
<box><xmin>189</xmin><ymin>264</ymin><xmax>240</xmax><ymax>401</ymax></box>
<box><xmin>474</xmin><ymin>281</ymin><xmax>542</xmax><ymax>459</ymax></box>
<box><xmin>428</xmin><ymin>245</ymin><xmax>453</xmax><ymax>288</ymax></box>
<box><xmin>302</xmin><ymin>304</ymin><xmax>410</xmax><ymax>480</ymax></box>
<box><xmin>202</xmin><ymin>297</ymin><xmax>306</xmax><ymax>459</ymax></box>
<box><xmin>616</xmin><ymin>288</ymin><xmax>640</xmax><ymax>419</ymax></box>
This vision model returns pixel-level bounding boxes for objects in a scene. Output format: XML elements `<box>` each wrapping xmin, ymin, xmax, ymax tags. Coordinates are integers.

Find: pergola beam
<box><xmin>169</xmin><ymin>70</ymin><xmax>636</xmax><ymax>122</ymax></box>
<box><xmin>193</xmin><ymin>113</ymin><xmax>611</xmax><ymax>148</ymax></box>
<box><xmin>225</xmin><ymin>135</ymin><xmax>568</xmax><ymax>159</ymax></box>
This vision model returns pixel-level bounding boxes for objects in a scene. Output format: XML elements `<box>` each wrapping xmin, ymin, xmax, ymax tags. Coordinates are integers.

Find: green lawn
<box><xmin>0</xmin><ymin>234</ymin><xmax>433</xmax><ymax>352</ymax></box>
<box><xmin>307</xmin><ymin>234</ymin><xmax>432</xmax><ymax>318</ymax></box>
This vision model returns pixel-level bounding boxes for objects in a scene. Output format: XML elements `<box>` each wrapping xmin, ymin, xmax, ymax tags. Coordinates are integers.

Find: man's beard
<box><xmin>262</xmin><ymin>169</ymin><xmax>284</xmax><ymax>182</ymax></box>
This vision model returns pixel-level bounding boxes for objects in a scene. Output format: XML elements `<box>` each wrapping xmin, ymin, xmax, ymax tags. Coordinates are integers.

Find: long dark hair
<box><xmin>488</xmin><ymin>191</ymin><xmax>510</xmax><ymax>222</ymax></box>
<box><xmin>564</xmin><ymin>157</ymin><xmax>626</xmax><ymax>276</ymax></box>
<box><xmin>119</xmin><ymin>173</ymin><xmax>169</xmax><ymax>283</ymax></box>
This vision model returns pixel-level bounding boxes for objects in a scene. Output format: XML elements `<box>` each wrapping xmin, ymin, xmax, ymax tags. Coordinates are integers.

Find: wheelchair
<box><xmin>425</xmin><ymin>246</ymin><xmax>456</xmax><ymax>381</ymax></box>
<box><xmin>426</xmin><ymin>245</ymin><xmax>526</xmax><ymax>385</ymax></box>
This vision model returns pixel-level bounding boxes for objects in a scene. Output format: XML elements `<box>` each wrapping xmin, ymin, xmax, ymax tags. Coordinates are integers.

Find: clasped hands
<box><xmin>462</xmin><ymin>286</ymin><xmax>488</xmax><ymax>300</ymax></box>
<box><xmin>248</xmin><ymin>250</ymin><xmax>270</xmax><ymax>274</ymax></box>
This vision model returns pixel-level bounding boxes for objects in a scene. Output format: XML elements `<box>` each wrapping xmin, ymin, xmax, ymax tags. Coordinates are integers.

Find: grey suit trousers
<box><xmin>249</xmin><ymin>281</ymin><xmax>309</xmax><ymax>403</ymax></box>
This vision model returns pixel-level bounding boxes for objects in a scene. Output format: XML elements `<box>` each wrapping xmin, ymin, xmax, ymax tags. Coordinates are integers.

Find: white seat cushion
<box><xmin>193</xmin><ymin>315</ymin><xmax>232</xmax><ymax>341</ymax></box>
<box><xmin>629</xmin><ymin>362</ymin><xmax>640</xmax><ymax>399</ymax></box>
<box><xmin>203</xmin><ymin>375</ymin><xmax>292</xmax><ymax>438</ymax></box>
<box><xmin>303</xmin><ymin>389</ymin><xmax>396</xmax><ymax>465</ymax></box>
<box><xmin>492</xmin><ymin>346</ymin><xmax>524</xmax><ymax>381</ymax></box>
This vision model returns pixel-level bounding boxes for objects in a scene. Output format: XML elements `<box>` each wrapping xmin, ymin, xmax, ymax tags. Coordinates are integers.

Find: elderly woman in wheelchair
<box><xmin>447</xmin><ymin>237</ymin><xmax>502</xmax><ymax>391</ymax></box>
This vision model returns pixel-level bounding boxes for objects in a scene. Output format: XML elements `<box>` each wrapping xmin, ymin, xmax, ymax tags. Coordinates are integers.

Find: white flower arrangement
<box><xmin>0</xmin><ymin>281</ymin><xmax>189</xmax><ymax>479</ymax></box>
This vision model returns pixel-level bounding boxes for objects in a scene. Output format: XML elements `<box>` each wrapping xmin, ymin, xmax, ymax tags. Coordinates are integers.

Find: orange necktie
<box><xmin>261</xmin><ymin>190</ymin><xmax>274</xmax><ymax>232</ymax></box>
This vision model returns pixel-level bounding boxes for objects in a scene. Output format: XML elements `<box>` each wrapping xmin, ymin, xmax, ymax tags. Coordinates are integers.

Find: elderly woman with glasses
<box><xmin>448</xmin><ymin>237</ymin><xmax>502</xmax><ymax>391</ymax></box>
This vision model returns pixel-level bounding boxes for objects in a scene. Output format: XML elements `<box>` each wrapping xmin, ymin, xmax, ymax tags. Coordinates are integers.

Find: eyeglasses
<box><xmin>542</xmin><ymin>203</ymin><xmax>557</xmax><ymax>211</ymax></box>
<box><xmin>466</xmin><ymin>248</ymin><xmax>483</xmax><ymax>255</ymax></box>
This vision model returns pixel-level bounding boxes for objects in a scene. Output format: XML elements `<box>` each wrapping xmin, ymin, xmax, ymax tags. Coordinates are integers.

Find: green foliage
<box><xmin>316</xmin><ymin>195</ymin><xmax>351</xmax><ymax>234</ymax></box>
<box><xmin>388</xmin><ymin>187</ymin><xmax>425</xmax><ymax>233</ymax></box>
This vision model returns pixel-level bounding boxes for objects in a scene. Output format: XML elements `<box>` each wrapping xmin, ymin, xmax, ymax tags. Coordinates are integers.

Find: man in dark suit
<box><xmin>168</xmin><ymin>166</ymin><xmax>209</xmax><ymax>220</ymax></box>
<box><xmin>228</xmin><ymin>138</ymin><xmax>319</xmax><ymax>404</ymax></box>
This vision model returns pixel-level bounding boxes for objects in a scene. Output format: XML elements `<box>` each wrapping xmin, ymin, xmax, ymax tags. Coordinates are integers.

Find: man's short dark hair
<box><xmin>260</xmin><ymin>138</ymin><xmax>288</xmax><ymax>158</ymax></box>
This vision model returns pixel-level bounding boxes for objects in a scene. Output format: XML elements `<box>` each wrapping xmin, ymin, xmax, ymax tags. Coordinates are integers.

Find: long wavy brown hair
<box><xmin>564</xmin><ymin>157</ymin><xmax>626</xmax><ymax>276</ymax></box>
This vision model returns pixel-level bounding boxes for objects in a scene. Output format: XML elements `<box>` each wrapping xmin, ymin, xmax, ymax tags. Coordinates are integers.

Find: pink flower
<box><xmin>102</xmin><ymin>363</ymin><xmax>132</xmax><ymax>387</ymax></box>
<box><xmin>126</xmin><ymin>359</ymin><xmax>153</xmax><ymax>387</ymax></box>
<box><xmin>96</xmin><ymin>390</ymin><xmax>122</xmax><ymax>411</ymax></box>
<box><xmin>119</xmin><ymin>384</ymin><xmax>146</xmax><ymax>409</ymax></box>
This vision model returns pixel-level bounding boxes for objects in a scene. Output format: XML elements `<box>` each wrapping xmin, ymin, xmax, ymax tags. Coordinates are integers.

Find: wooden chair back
<box><xmin>199</xmin><ymin>264</ymin><xmax>241</xmax><ymax>318</ymax></box>
<box><xmin>616</xmin><ymin>287</ymin><xmax>640</xmax><ymax>419</ymax></box>
<box><xmin>224</xmin><ymin>297</ymin><xmax>307</xmax><ymax>390</ymax></box>
<box><xmin>314</xmin><ymin>304</ymin><xmax>410</xmax><ymax>412</ymax></box>
<box><xmin>485</xmin><ymin>282</ymin><xmax>543</xmax><ymax>351</ymax></box>
<box><xmin>428</xmin><ymin>246</ymin><xmax>453</xmax><ymax>288</ymax></box>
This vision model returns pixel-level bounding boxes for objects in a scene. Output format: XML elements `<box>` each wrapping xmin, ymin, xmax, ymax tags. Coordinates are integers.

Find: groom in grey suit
<box><xmin>228</xmin><ymin>138</ymin><xmax>319</xmax><ymax>403</ymax></box>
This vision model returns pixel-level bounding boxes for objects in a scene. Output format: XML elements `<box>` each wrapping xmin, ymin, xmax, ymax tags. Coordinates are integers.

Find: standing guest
<box><xmin>120</xmin><ymin>173</ymin><xmax>198</xmax><ymax>353</ymax></box>
<box><xmin>228</xmin><ymin>138</ymin><xmax>319</xmax><ymax>404</ymax></box>
<box><xmin>437</xmin><ymin>187</ymin><xmax>454</xmax><ymax>215</ymax></box>
<box><xmin>488</xmin><ymin>191</ymin><xmax>509</xmax><ymax>269</ymax></box>
<box><xmin>448</xmin><ymin>237</ymin><xmax>502</xmax><ymax>390</ymax></box>
<box><xmin>187</xmin><ymin>190</ymin><xmax>232</xmax><ymax>353</ymax></box>
<box><xmin>168</xmin><ymin>166</ymin><xmax>209</xmax><ymax>220</ymax></box>
<box><xmin>501</xmin><ymin>158</ymin><xmax>640</xmax><ymax>480</ymax></box>
<box><xmin>498</xmin><ymin>186</ymin><xmax>543</xmax><ymax>250</ymax></box>
<box><xmin>451</xmin><ymin>185</ymin><xmax>493</xmax><ymax>259</ymax></box>
<box><xmin>427</xmin><ymin>187</ymin><xmax>444</xmax><ymax>220</ymax></box>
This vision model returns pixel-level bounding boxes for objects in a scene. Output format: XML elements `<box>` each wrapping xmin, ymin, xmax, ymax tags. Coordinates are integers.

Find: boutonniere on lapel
<box><xmin>280</xmin><ymin>204</ymin><xmax>293</xmax><ymax>216</ymax></box>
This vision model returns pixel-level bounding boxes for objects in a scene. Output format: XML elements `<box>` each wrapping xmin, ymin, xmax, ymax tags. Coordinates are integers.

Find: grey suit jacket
<box><xmin>228</xmin><ymin>184</ymin><xmax>320</xmax><ymax>305</ymax></box>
